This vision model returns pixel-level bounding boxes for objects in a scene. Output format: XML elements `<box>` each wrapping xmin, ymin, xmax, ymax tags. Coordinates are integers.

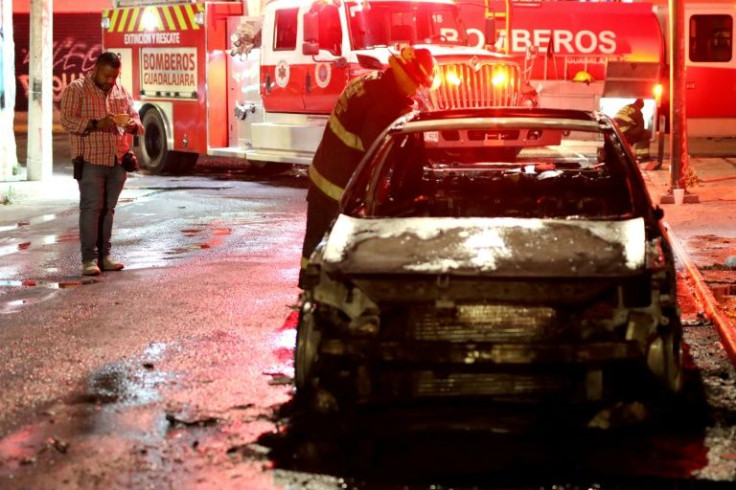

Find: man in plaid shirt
<box><xmin>60</xmin><ymin>52</ymin><xmax>144</xmax><ymax>276</ymax></box>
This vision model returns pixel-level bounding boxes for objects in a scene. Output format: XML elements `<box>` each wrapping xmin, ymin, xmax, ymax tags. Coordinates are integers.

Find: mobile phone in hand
<box><xmin>113</xmin><ymin>114</ymin><xmax>131</xmax><ymax>126</ymax></box>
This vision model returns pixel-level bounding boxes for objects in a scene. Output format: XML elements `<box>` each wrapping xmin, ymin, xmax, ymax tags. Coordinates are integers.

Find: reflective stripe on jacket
<box><xmin>308</xmin><ymin>69</ymin><xmax>413</xmax><ymax>202</ymax></box>
<box><xmin>308</xmin><ymin>164</ymin><xmax>343</xmax><ymax>201</ymax></box>
<box><xmin>614</xmin><ymin>105</ymin><xmax>638</xmax><ymax>133</ymax></box>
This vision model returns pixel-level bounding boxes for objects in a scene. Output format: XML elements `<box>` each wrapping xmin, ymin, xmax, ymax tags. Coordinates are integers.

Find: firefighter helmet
<box><xmin>389</xmin><ymin>46</ymin><xmax>437</xmax><ymax>89</ymax></box>
<box><xmin>573</xmin><ymin>71</ymin><xmax>594</xmax><ymax>84</ymax></box>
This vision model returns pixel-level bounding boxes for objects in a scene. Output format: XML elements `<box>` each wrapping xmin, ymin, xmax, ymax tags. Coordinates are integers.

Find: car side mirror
<box><xmin>357</xmin><ymin>54</ymin><xmax>383</xmax><ymax>70</ymax></box>
<box><xmin>653</xmin><ymin>206</ymin><xmax>664</xmax><ymax>221</ymax></box>
<box><xmin>303</xmin><ymin>11</ymin><xmax>319</xmax><ymax>43</ymax></box>
<box><xmin>302</xmin><ymin>42</ymin><xmax>320</xmax><ymax>56</ymax></box>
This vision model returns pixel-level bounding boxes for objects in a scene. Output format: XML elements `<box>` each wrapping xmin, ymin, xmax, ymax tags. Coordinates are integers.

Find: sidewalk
<box><xmin>641</xmin><ymin>156</ymin><xmax>736</xmax><ymax>363</ymax></box>
<box><xmin>643</xmin><ymin>157</ymin><xmax>736</xmax><ymax>244</ymax></box>
<box><xmin>0</xmin><ymin>134</ymin><xmax>79</xmax><ymax>223</ymax></box>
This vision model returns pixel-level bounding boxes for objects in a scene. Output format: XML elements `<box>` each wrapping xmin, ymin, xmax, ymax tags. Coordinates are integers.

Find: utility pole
<box><xmin>665</xmin><ymin>0</ymin><xmax>697</xmax><ymax>204</ymax></box>
<box><xmin>0</xmin><ymin>0</ymin><xmax>19</xmax><ymax>180</ymax></box>
<box><xmin>26</xmin><ymin>0</ymin><xmax>53</xmax><ymax>181</ymax></box>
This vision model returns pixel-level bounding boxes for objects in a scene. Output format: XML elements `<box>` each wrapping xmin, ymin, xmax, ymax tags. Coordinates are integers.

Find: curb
<box><xmin>667</xmin><ymin>223</ymin><xmax>736</xmax><ymax>364</ymax></box>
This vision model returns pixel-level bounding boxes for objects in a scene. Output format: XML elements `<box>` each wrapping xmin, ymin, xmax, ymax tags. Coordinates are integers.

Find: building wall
<box><xmin>13</xmin><ymin>13</ymin><xmax>102</xmax><ymax>112</ymax></box>
<box><xmin>12</xmin><ymin>1</ymin><xmax>109</xmax><ymax>130</ymax></box>
<box><xmin>13</xmin><ymin>0</ymin><xmax>112</xmax><ymax>14</ymax></box>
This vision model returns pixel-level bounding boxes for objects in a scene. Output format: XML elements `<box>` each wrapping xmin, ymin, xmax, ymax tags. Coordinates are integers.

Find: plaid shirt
<box><xmin>60</xmin><ymin>73</ymin><xmax>143</xmax><ymax>166</ymax></box>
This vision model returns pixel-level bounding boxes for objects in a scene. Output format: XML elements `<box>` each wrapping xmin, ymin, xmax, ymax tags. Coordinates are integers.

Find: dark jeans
<box><xmin>78</xmin><ymin>163</ymin><xmax>127</xmax><ymax>263</ymax></box>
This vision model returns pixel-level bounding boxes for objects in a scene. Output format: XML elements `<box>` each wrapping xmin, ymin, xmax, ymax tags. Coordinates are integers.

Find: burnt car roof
<box><xmin>385</xmin><ymin>107</ymin><xmax>613</xmax><ymax>137</ymax></box>
<box><xmin>405</xmin><ymin>107</ymin><xmax>605</xmax><ymax>125</ymax></box>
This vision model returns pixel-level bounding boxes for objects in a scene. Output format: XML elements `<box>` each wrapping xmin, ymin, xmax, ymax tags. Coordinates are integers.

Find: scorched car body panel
<box><xmin>322</xmin><ymin>215</ymin><xmax>646</xmax><ymax>277</ymax></box>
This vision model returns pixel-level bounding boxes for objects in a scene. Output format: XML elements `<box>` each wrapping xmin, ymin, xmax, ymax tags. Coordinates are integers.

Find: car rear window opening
<box><xmin>365</xmin><ymin>129</ymin><xmax>636</xmax><ymax>220</ymax></box>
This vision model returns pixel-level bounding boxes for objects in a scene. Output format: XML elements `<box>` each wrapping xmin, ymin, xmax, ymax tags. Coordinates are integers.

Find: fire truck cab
<box><xmin>103</xmin><ymin>0</ymin><xmax>523</xmax><ymax>174</ymax></box>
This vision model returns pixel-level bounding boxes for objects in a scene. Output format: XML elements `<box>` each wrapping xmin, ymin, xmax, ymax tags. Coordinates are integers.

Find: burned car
<box><xmin>296</xmin><ymin>108</ymin><xmax>682</xmax><ymax>414</ymax></box>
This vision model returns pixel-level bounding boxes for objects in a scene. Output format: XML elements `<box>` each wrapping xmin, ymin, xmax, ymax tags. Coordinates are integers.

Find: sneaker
<box><xmin>82</xmin><ymin>260</ymin><xmax>101</xmax><ymax>276</ymax></box>
<box><xmin>101</xmin><ymin>256</ymin><xmax>125</xmax><ymax>271</ymax></box>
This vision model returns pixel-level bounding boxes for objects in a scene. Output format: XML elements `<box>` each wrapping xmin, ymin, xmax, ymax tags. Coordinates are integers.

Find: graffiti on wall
<box><xmin>14</xmin><ymin>14</ymin><xmax>102</xmax><ymax>111</ymax></box>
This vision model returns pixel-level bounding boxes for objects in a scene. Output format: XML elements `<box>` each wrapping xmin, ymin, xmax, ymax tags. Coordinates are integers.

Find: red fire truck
<box><xmin>455</xmin><ymin>0</ymin><xmax>736</xmax><ymax>140</ymax></box>
<box><xmin>102</xmin><ymin>0</ymin><xmax>523</xmax><ymax>173</ymax></box>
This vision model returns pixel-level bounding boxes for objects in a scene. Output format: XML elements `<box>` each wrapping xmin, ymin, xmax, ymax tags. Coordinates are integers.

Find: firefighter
<box><xmin>299</xmin><ymin>46</ymin><xmax>437</xmax><ymax>286</ymax></box>
<box><xmin>614</xmin><ymin>98</ymin><xmax>652</xmax><ymax>160</ymax></box>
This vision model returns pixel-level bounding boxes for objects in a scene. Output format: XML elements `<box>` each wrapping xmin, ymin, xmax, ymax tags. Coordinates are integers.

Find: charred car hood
<box><xmin>321</xmin><ymin>215</ymin><xmax>646</xmax><ymax>277</ymax></box>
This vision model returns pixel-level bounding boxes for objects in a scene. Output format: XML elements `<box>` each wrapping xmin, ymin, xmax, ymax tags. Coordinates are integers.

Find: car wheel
<box><xmin>647</xmin><ymin>320</ymin><xmax>683</xmax><ymax>393</ymax></box>
<box><xmin>295</xmin><ymin>305</ymin><xmax>321</xmax><ymax>398</ymax></box>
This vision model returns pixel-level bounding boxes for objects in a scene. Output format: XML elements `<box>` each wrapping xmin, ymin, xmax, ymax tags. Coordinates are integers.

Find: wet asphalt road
<box><xmin>1</xmin><ymin>150</ymin><xmax>736</xmax><ymax>488</ymax></box>
<box><xmin>0</xmin><ymin>157</ymin><xmax>307</xmax><ymax>488</ymax></box>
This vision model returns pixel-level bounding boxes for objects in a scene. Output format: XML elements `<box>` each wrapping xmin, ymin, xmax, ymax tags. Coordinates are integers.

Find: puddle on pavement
<box><xmin>6</xmin><ymin>217</ymin><xmax>232</xmax><ymax>270</ymax></box>
<box><xmin>126</xmin><ymin>216</ymin><xmax>281</xmax><ymax>265</ymax></box>
<box><xmin>1</xmin><ymin>291</ymin><xmax>66</xmax><ymax>315</ymax></box>
<box><xmin>0</xmin><ymin>196</ymin><xmax>139</xmax><ymax>252</ymax></box>
<box><xmin>54</xmin><ymin>233</ymin><xmax>78</xmax><ymax>243</ymax></box>
<box><xmin>70</xmin><ymin>358</ymin><xmax>172</xmax><ymax>407</ymax></box>
<box><xmin>0</xmin><ymin>214</ymin><xmax>60</xmax><ymax>234</ymax></box>
<box><xmin>164</xmin><ymin>224</ymin><xmax>232</xmax><ymax>256</ymax></box>
<box><xmin>0</xmin><ymin>346</ymin><xmax>179</xmax><ymax>473</ymax></box>
<box><xmin>0</xmin><ymin>277</ymin><xmax>96</xmax><ymax>289</ymax></box>
<box><xmin>0</xmin><ymin>233</ymin><xmax>79</xmax><ymax>257</ymax></box>
<box><xmin>0</xmin><ymin>243</ymin><xmax>30</xmax><ymax>256</ymax></box>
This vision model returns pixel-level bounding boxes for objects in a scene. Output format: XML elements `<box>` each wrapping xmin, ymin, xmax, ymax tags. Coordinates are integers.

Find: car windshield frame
<box><xmin>342</xmin><ymin>114</ymin><xmax>645</xmax><ymax>221</ymax></box>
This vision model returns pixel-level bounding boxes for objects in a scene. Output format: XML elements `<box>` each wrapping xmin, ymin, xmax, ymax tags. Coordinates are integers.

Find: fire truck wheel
<box><xmin>140</xmin><ymin>110</ymin><xmax>177</xmax><ymax>175</ymax></box>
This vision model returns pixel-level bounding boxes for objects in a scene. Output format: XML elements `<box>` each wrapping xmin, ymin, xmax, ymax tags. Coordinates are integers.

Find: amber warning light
<box><xmin>492</xmin><ymin>68</ymin><xmax>508</xmax><ymax>86</ymax></box>
<box><xmin>435</xmin><ymin>67</ymin><xmax>509</xmax><ymax>92</ymax></box>
<box><xmin>444</xmin><ymin>70</ymin><xmax>462</xmax><ymax>87</ymax></box>
<box><xmin>653</xmin><ymin>83</ymin><xmax>663</xmax><ymax>104</ymax></box>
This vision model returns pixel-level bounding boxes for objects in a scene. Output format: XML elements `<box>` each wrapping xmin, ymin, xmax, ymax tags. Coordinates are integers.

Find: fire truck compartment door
<box><xmin>603</xmin><ymin>62</ymin><xmax>660</xmax><ymax>98</ymax></box>
<box><xmin>249</xmin><ymin>114</ymin><xmax>326</xmax><ymax>163</ymax></box>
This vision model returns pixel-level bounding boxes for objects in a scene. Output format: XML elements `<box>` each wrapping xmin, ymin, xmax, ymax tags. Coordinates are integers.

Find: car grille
<box><xmin>431</xmin><ymin>62</ymin><xmax>520</xmax><ymax>109</ymax></box>
<box><xmin>387</xmin><ymin>371</ymin><xmax>573</xmax><ymax>398</ymax></box>
<box><xmin>408</xmin><ymin>303</ymin><xmax>558</xmax><ymax>342</ymax></box>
